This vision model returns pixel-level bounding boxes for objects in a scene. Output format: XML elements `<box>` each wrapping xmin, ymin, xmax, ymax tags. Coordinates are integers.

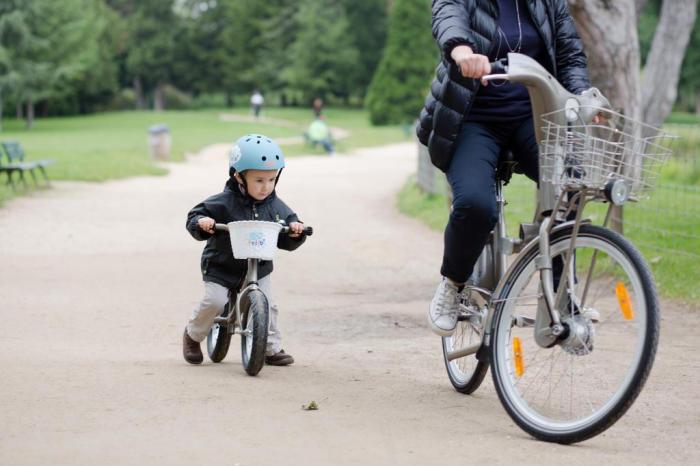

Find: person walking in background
<box><xmin>250</xmin><ymin>89</ymin><xmax>264</xmax><ymax>119</ymax></box>
<box><xmin>312</xmin><ymin>97</ymin><xmax>324</xmax><ymax>118</ymax></box>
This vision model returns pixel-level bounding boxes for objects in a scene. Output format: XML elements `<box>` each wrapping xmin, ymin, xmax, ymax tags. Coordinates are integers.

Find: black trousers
<box><xmin>441</xmin><ymin>118</ymin><xmax>539</xmax><ymax>283</ymax></box>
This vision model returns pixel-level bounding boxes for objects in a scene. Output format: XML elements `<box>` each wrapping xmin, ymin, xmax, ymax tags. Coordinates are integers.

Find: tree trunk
<box><xmin>635</xmin><ymin>0</ymin><xmax>648</xmax><ymax>18</ymax></box>
<box><xmin>133</xmin><ymin>77</ymin><xmax>147</xmax><ymax>109</ymax></box>
<box><xmin>225</xmin><ymin>91</ymin><xmax>234</xmax><ymax>107</ymax></box>
<box><xmin>568</xmin><ymin>0</ymin><xmax>640</xmax><ymax>235</ymax></box>
<box><xmin>569</xmin><ymin>0</ymin><xmax>642</xmax><ymax>120</ymax></box>
<box><xmin>16</xmin><ymin>101</ymin><xmax>23</xmax><ymax>119</ymax></box>
<box><xmin>26</xmin><ymin>98</ymin><xmax>34</xmax><ymax>129</ymax></box>
<box><xmin>696</xmin><ymin>89</ymin><xmax>700</xmax><ymax>115</ymax></box>
<box><xmin>153</xmin><ymin>82</ymin><xmax>165</xmax><ymax>111</ymax></box>
<box><xmin>0</xmin><ymin>92</ymin><xmax>3</xmax><ymax>132</ymax></box>
<box><xmin>641</xmin><ymin>0</ymin><xmax>698</xmax><ymax>128</ymax></box>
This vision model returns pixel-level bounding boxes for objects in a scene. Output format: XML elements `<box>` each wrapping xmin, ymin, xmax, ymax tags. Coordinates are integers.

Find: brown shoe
<box><xmin>183</xmin><ymin>328</ymin><xmax>203</xmax><ymax>364</ymax></box>
<box><xmin>265</xmin><ymin>350</ymin><xmax>294</xmax><ymax>366</ymax></box>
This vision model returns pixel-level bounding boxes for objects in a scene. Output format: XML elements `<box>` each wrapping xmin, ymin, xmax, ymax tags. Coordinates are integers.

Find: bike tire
<box><xmin>240</xmin><ymin>289</ymin><xmax>269</xmax><ymax>376</ymax></box>
<box><xmin>490</xmin><ymin>224</ymin><xmax>659</xmax><ymax>444</ymax></box>
<box><xmin>442</xmin><ymin>243</ymin><xmax>493</xmax><ymax>394</ymax></box>
<box><xmin>206</xmin><ymin>303</ymin><xmax>233</xmax><ymax>363</ymax></box>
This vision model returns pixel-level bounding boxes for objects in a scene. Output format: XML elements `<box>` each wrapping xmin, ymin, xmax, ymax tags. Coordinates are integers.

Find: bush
<box><xmin>104</xmin><ymin>88</ymin><xmax>137</xmax><ymax>111</ymax></box>
<box><xmin>163</xmin><ymin>85</ymin><xmax>193</xmax><ymax>110</ymax></box>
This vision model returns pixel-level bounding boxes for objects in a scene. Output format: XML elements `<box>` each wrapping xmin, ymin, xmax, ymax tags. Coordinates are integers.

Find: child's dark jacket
<box><xmin>186</xmin><ymin>179</ymin><xmax>305</xmax><ymax>289</ymax></box>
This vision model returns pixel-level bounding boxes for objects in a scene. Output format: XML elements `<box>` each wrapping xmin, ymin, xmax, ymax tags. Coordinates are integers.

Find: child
<box><xmin>182</xmin><ymin>134</ymin><xmax>307</xmax><ymax>365</ymax></box>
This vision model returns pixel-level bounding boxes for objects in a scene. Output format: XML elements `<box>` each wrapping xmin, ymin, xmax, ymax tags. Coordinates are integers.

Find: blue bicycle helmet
<box><xmin>229</xmin><ymin>134</ymin><xmax>285</xmax><ymax>173</ymax></box>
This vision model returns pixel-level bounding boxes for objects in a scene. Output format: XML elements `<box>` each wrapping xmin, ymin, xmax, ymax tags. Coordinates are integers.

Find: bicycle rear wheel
<box><xmin>206</xmin><ymin>303</ymin><xmax>232</xmax><ymax>363</ymax></box>
<box><xmin>490</xmin><ymin>224</ymin><xmax>659</xmax><ymax>443</ymax></box>
<box><xmin>240</xmin><ymin>289</ymin><xmax>269</xmax><ymax>376</ymax></box>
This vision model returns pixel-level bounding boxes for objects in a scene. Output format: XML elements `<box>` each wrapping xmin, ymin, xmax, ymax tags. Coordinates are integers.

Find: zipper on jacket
<box><xmin>252</xmin><ymin>204</ymin><xmax>259</xmax><ymax>219</ymax></box>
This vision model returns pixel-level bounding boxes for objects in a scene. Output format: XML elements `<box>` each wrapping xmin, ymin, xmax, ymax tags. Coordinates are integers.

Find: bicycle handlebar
<box><xmin>214</xmin><ymin>223</ymin><xmax>313</xmax><ymax>237</ymax></box>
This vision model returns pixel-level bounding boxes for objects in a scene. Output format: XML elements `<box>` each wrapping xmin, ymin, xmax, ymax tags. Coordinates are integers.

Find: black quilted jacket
<box><xmin>417</xmin><ymin>0</ymin><xmax>591</xmax><ymax>172</ymax></box>
<box><xmin>186</xmin><ymin>179</ymin><xmax>305</xmax><ymax>289</ymax></box>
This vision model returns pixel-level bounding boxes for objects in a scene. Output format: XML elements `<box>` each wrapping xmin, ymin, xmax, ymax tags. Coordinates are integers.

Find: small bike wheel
<box><xmin>240</xmin><ymin>289</ymin><xmax>269</xmax><ymax>376</ymax></box>
<box><xmin>490</xmin><ymin>224</ymin><xmax>659</xmax><ymax>443</ymax></box>
<box><xmin>206</xmin><ymin>303</ymin><xmax>232</xmax><ymax>363</ymax></box>
<box><xmin>442</xmin><ymin>244</ymin><xmax>492</xmax><ymax>394</ymax></box>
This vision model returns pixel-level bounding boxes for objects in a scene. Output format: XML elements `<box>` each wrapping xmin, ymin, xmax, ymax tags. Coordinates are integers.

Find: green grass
<box><xmin>220</xmin><ymin>106</ymin><xmax>409</xmax><ymax>156</ymax></box>
<box><xmin>0</xmin><ymin>107</ymin><xmax>408</xmax><ymax>205</ymax></box>
<box><xmin>398</xmin><ymin>175</ymin><xmax>700</xmax><ymax>304</ymax></box>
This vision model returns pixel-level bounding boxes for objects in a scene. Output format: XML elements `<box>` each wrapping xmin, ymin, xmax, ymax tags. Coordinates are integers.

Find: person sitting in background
<box><xmin>305</xmin><ymin>117</ymin><xmax>334</xmax><ymax>155</ymax></box>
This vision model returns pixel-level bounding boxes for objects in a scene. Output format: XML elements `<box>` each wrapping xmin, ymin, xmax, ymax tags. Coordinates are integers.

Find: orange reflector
<box><xmin>513</xmin><ymin>337</ymin><xmax>524</xmax><ymax>378</ymax></box>
<box><xmin>615</xmin><ymin>281</ymin><xmax>634</xmax><ymax>320</ymax></box>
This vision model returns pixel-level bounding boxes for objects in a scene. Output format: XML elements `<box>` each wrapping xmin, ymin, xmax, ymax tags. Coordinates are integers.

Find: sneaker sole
<box><xmin>427</xmin><ymin>313</ymin><xmax>456</xmax><ymax>337</ymax></box>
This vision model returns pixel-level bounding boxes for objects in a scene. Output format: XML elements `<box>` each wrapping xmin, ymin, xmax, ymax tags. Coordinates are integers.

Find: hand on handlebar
<box><xmin>451</xmin><ymin>45</ymin><xmax>492</xmax><ymax>85</ymax></box>
<box><xmin>197</xmin><ymin>216</ymin><xmax>216</xmax><ymax>234</ymax></box>
<box><xmin>287</xmin><ymin>221</ymin><xmax>305</xmax><ymax>239</ymax></box>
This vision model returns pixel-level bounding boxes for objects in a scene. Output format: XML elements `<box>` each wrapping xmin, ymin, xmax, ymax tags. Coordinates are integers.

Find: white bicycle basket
<box><xmin>228</xmin><ymin>221</ymin><xmax>282</xmax><ymax>260</ymax></box>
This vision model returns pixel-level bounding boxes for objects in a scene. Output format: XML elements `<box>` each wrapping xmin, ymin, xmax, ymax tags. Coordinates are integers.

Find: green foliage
<box><xmin>366</xmin><ymin>0</ymin><xmax>437</xmax><ymax>125</ymax></box>
<box><xmin>0</xmin><ymin>0</ymin><xmax>120</xmax><ymax>122</ymax></box>
<box><xmin>398</xmin><ymin>174</ymin><xmax>700</xmax><ymax>304</ymax></box>
<box><xmin>286</xmin><ymin>0</ymin><xmax>359</xmax><ymax>103</ymax></box>
<box><xmin>340</xmin><ymin>0</ymin><xmax>388</xmax><ymax>100</ymax></box>
<box><xmin>124</xmin><ymin>0</ymin><xmax>178</xmax><ymax>91</ymax></box>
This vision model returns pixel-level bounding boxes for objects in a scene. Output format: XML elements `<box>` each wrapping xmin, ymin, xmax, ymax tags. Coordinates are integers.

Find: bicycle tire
<box><xmin>490</xmin><ymin>224</ymin><xmax>659</xmax><ymax>443</ymax></box>
<box><xmin>240</xmin><ymin>289</ymin><xmax>269</xmax><ymax>376</ymax></box>
<box><xmin>442</xmin><ymin>244</ymin><xmax>492</xmax><ymax>394</ymax></box>
<box><xmin>206</xmin><ymin>303</ymin><xmax>233</xmax><ymax>363</ymax></box>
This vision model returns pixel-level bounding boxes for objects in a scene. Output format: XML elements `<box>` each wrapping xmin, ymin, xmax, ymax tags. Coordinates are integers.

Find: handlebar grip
<box><xmin>214</xmin><ymin>223</ymin><xmax>228</xmax><ymax>231</ymax></box>
<box><xmin>490</xmin><ymin>58</ymin><xmax>508</xmax><ymax>75</ymax></box>
<box><xmin>280</xmin><ymin>225</ymin><xmax>314</xmax><ymax>237</ymax></box>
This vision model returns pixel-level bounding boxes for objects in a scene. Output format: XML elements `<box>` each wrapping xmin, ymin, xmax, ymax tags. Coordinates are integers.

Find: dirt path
<box><xmin>1</xmin><ymin>143</ymin><xmax>698</xmax><ymax>465</ymax></box>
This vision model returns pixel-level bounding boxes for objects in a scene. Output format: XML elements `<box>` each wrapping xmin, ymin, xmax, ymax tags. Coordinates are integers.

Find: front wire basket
<box><xmin>539</xmin><ymin>107</ymin><xmax>676</xmax><ymax>201</ymax></box>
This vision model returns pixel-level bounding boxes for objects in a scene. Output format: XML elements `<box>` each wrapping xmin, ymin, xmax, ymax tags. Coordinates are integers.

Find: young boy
<box><xmin>182</xmin><ymin>134</ymin><xmax>306</xmax><ymax>365</ymax></box>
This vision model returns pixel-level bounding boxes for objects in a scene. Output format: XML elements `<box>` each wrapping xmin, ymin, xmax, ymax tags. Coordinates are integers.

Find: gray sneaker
<box><xmin>428</xmin><ymin>278</ymin><xmax>461</xmax><ymax>336</ymax></box>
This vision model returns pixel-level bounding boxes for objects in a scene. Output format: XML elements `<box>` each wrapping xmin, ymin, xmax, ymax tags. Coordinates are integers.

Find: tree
<box><xmin>285</xmin><ymin>0</ymin><xmax>359</xmax><ymax>103</ymax></box>
<box><xmin>1</xmin><ymin>0</ymin><xmax>100</xmax><ymax>128</ymax></box>
<box><xmin>341</xmin><ymin>0</ymin><xmax>388</xmax><ymax>102</ymax></box>
<box><xmin>124</xmin><ymin>0</ymin><xmax>179</xmax><ymax>110</ymax></box>
<box><xmin>569</xmin><ymin>0</ymin><xmax>697</xmax><ymax>127</ymax></box>
<box><xmin>0</xmin><ymin>6</ymin><xmax>26</xmax><ymax>130</ymax></box>
<box><xmin>366</xmin><ymin>0</ymin><xmax>435</xmax><ymax>125</ymax></box>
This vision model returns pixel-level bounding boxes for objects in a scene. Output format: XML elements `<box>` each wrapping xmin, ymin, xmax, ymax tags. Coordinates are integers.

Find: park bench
<box><xmin>0</xmin><ymin>141</ymin><xmax>53</xmax><ymax>189</ymax></box>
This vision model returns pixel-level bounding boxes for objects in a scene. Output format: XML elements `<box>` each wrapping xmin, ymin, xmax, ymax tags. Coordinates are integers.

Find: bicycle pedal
<box><xmin>512</xmin><ymin>315</ymin><xmax>536</xmax><ymax>328</ymax></box>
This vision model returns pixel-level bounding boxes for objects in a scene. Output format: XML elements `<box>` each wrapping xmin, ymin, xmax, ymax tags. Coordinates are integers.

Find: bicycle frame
<box><xmin>463</xmin><ymin>53</ymin><xmax>613</xmax><ymax>352</ymax></box>
<box><xmin>212</xmin><ymin>258</ymin><xmax>261</xmax><ymax>338</ymax></box>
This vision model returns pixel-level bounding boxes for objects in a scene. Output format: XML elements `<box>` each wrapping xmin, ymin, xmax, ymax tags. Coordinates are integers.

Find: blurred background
<box><xmin>0</xmin><ymin>0</ymin><xmax>698</xmax><ymax>303</ymax></box>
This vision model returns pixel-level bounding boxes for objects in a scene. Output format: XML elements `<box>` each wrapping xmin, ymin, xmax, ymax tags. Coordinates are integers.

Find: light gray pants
<box><xmin>186</xmin><ymin>276</ymin><xmax>281</xmax><ymax>356</ymax></box>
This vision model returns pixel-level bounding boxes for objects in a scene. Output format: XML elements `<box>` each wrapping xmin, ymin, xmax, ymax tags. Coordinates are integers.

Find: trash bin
<box><xmin>148</xmin><ymin>123</ymin><xmax>171</xmax><ymax>161</ymax></box>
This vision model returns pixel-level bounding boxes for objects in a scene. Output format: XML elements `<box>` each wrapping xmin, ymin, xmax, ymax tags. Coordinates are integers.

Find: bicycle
<box><xmin>441</xmin><ymin>53</ymin><xmax>675</xmax><ymax>443</ymax></box>
<box><xmin>205</xmin><ymin>220</ymin><xmax>312</xmax><ymax>376</ymax></box>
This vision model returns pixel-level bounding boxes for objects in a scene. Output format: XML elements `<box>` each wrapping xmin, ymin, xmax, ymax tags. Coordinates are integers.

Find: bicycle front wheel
<box><xmin>490</xmin><ymin>224</ymin><xmax>659</xmax><ymax>443</ymax></box>
<box><xmin>240</xmin><ymin>289</ymin><xmax>269</xmax><ymax>376</ymax></box>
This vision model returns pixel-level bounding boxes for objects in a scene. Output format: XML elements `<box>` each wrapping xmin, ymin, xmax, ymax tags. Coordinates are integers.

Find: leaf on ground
<box><xmin>302</xmin><ymin>400</ymin><xmax>319</xmax><ymax>411</ymax></box>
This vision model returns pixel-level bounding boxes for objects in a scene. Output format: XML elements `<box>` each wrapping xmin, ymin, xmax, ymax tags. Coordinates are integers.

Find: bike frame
<box><xmin>456</xmin><ymin>53</ymin><xmax>614</xmax><ymax>354</ymax></box>
<box><xmin>212</xmin><ymin>257</ymin><xmax>261</xmax><ymax>338</ymax></box>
